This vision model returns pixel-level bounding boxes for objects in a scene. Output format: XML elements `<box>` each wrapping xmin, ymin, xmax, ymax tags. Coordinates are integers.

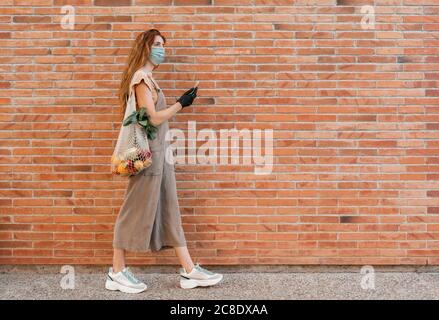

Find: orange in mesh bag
<box><xmin>111</xmin><ymin>76</ymin><xmax>156</xmax><ymax>177</ymax></box>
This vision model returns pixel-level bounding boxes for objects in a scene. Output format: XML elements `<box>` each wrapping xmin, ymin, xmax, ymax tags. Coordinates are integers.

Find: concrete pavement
<box><xmin>1</xmin><ymin>265</ymin><xmax>438</xmax><ymax>300</ymax></box>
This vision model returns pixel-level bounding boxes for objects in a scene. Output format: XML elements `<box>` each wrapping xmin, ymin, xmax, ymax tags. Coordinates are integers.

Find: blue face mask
<box><xmin>149</xmin><ymin>46</ymin><xmax>165</xmax><ymax>65</ymax></box>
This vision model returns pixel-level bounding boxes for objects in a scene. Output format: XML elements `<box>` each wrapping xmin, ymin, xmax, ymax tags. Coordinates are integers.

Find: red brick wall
<box><xmin>1</xmin><ymin>0</ymin><xmax>438</xmax><ymax>266</ymax></box>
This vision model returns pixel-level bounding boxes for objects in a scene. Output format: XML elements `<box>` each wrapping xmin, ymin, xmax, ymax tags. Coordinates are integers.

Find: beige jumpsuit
<box><xmin>113</xmin><ymin>70</ymin><xmax>187</xmax><ymax>252</ymax></box>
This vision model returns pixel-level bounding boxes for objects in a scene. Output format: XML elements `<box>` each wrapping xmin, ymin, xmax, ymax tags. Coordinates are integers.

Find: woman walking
<box><xmin>106</xmin><ymin>29</ymin><xmax>223</xmax><ymax>293</ymax></box>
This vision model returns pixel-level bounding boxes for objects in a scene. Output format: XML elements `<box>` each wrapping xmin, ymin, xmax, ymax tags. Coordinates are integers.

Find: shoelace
<box><xmin>122</xmin><ymin>267</ymin><xmax>141</xmax><ymax>284</ymax></box>
<box><xmin>194</xmin><ymin>263</ymin><xmax>215</xmax><ymax>276</ymax></box>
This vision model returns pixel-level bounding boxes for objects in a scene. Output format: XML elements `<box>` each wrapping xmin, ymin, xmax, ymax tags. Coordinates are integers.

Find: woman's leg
<box><xmin>174</xmin><ymin>246</ymin><xmax>194</xmax><ymax>273</ymax></box>
<box><xmin>113</xmin><ymin>248</ymin><xmax>126</xmax><ymax>273</ymax></box>
<box><xmin>175</xmin><ymin>245</ymin><xmax>223</xmax><ymax>289</ymax></box>
<box><xmin>106</xmin><ymin>247</ymin><xmax>147</xmax><ymax>293</ymax></box>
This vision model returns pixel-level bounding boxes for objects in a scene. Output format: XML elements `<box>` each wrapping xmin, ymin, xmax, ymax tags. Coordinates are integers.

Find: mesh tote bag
<box><xmin>110</xmin><ymin>78</ymin><xmax>153</xmax><ymax>177</ymax></box>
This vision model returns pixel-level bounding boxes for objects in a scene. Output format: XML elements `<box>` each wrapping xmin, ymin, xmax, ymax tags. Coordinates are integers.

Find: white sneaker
<box><xmin>179</xmin><ymin>263</ymin><xmax>223</xmax><ymax>289</ymax></box>
<box><xmin>105</xmin><ymin>267</ymin><xmax>147</xmax><ymax>294</ymax></box>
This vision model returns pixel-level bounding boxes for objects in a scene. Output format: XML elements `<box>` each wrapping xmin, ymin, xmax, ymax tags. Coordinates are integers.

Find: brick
<box><xmin>94</xmin><ymin>0</ymin><xmax>131</xmax><ymax>6</ymax></box>
<box><xmin>1</xmin><ymin>2</ymin><xmax>438</xmax><ymax>266</ymax></box>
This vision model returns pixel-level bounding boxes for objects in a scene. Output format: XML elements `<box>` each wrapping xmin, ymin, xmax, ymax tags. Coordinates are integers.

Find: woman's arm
<box><xmin>134</xmin><ymin>80</ymin><xmax>182</xmax><ymax>126</ymax></box>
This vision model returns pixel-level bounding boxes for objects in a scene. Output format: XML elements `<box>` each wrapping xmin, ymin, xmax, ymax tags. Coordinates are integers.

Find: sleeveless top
<box><xmin>129</xmin><ymin>69</ymin><xmax>169</xmax><ymax>154</ymax></box>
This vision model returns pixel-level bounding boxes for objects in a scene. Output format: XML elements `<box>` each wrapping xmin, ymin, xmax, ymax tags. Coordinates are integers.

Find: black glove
<box><xmin>177</xmin><ymin>87</ymin><xmax>198</xmax><ymax>108</ymax></box>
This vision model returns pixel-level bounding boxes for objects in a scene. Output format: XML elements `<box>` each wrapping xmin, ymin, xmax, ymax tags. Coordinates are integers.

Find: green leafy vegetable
<box><xmin>123</xmin><ymin>107</ymin><xmax>158</xmax><ymax>140</ymax></box>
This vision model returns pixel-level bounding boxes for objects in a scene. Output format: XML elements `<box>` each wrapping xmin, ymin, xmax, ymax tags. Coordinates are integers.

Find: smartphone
<box><xmin>190</xmin><ymin>81</ymin><xmax>199</xmax><ymax>95</ymax></box>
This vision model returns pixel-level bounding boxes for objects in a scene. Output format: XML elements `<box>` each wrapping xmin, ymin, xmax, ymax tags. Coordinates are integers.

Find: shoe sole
<box><xmin>180</xmin><ymin>274</ymin><xmax>223</xmax><ymax>289</ymax></box>
<box><xmin>105</xmin><ymin>279</ymin><xmax>147</xmax><ymax>294</ymax></box>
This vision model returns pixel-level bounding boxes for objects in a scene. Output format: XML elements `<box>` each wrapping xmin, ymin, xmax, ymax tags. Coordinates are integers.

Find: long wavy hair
<box><xmin>118</xmin><ymin>29</ymin><xmax>166</xmax><ymax>121</ymax></box>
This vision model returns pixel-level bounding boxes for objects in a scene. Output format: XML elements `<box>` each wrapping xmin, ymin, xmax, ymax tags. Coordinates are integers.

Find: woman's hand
<box><xmin>177</xmin><ymin>87</ymin><xmax>198</xmax><ymax>108</ymax></box>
